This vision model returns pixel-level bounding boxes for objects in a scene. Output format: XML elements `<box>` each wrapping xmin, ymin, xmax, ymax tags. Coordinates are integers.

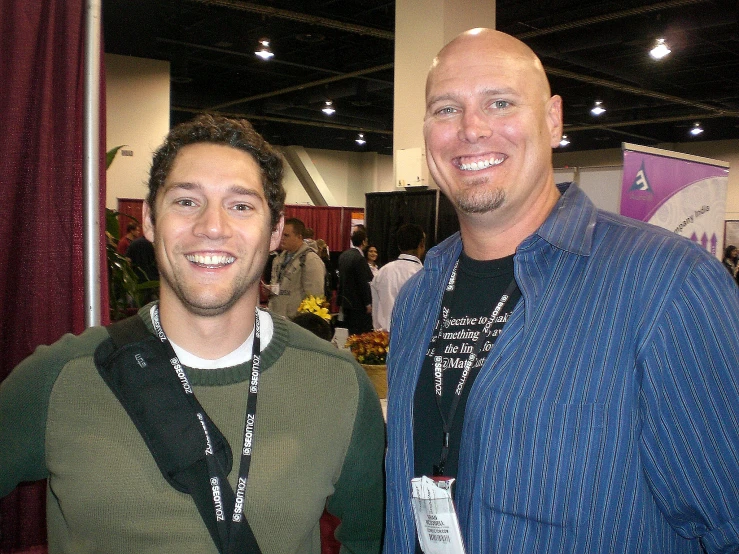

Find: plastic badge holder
<box><xmin>411</xmin><ymin>476</ymin><xmax>466</xmax><ymax>554</ymax></box>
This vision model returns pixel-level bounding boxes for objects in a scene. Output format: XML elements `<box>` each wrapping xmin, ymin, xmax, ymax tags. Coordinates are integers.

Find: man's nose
<box><xmin>194</xmin><ymin>204</ymin><xmax>230</xmax><ymax>239</ymax></box>
<box><xmin>458</xmin><ymin>110</ymin><xmax>492</xmax><ymax>143</ymax></box>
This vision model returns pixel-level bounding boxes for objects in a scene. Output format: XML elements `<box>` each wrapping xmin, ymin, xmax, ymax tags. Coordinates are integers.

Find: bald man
<box><xmin>384</xmin><ymin>29</ymin><xmax>739</xmax><ymax>553</ymax></box>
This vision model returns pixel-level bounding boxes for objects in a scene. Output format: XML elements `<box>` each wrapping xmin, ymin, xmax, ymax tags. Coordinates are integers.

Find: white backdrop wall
<box><xmin>105</xmin><ymin>54</ymin><xmax>170</xmax><ymax>208</ymax></box>
<box><xmin>578</xmin><ymin>167</ymin><xmax>623</xmax><ymax>213</ymax></box>
<box><xmin>277</xmin><ymin>149</ymin><xmax>393</xmax><ymax>206</ymax></box>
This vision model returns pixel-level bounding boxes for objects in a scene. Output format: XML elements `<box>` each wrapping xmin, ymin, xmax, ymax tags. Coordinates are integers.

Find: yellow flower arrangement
<box><xmin>345</xmin><ymin>330</ymin><xmax>390</xmax><ymax>365</ymax></box>
<box><xmin>297</xmin><ymin>295</ymin><xmax>332</xmax><ymax>322</ymax></box>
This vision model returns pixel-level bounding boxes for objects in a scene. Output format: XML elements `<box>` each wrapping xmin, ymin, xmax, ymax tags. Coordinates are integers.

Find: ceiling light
<box><xmin>690</xmin><ymin>122</ymin><xmax>704</xmax><ymax>136</ymax></box>
<box><xmin>649</xmin><ymin>38</ymin><xmax>671</xmax><ymax>60</ymax></box>
<box><xmin>591</xmin><ymin>101</ymin><xmax>606</xmax><ymax>116</ymax></box>
<box><xmin>559</xmin><ymin>135</ymin><xmax>570</xmax><ymax>147</ymax></box>
<box><xmin>255</xmin><ymin>39</ymin><xmax>274</xmax><ymax>60</ymax></box>
<box><xmin>355</xmin><ymin>133</ymin><xmax>366</xmax><ymax>145</ymax></box>
<box><xmin>322</xmin><ymin>101</ymin><xmax>335</xmax><ymax>115</ymax></box>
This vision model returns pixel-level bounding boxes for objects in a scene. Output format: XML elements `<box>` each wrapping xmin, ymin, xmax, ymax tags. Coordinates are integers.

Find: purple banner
<box><xmin>620</xmin><ymin>145</ymin><xmax>729</xmax><ymax>259</ymax></box>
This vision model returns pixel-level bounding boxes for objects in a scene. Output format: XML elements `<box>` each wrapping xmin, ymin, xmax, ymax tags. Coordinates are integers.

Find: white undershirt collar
<box><xmin>153</xmin><ymin>306</ymin><xmax>274</xmax><ymax>369</ymax></box>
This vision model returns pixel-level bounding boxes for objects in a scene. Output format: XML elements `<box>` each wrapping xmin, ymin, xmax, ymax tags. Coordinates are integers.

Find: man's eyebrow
<box><xmin>229</xmin><ymin>184</ymin><xmax>263</xmax><ymax>197</ymax></box>
<box><xmin>163</xmin><ymin>181</ymin><xmax>200</xmax><ymax>193</ymax></box>
<box><xmin>426</xmin><ymin>93</ymin><xmax>458</xmax><ymax>109</ymax></box>
<box><xmin>427</xmin><ymin>87</ymin><xmax>519</xmax><ymax>108</ymax></box>
<box><xmin>163</xmin><ymin>182</ymin><xmax>263</xmax><ymax>197</ymax></box>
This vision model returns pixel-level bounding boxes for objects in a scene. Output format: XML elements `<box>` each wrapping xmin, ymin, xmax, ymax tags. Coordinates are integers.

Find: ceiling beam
<box><xmin>186</xmin><ymin>0</ymin><xmax>394</xmax><ymax>39</ymax></box>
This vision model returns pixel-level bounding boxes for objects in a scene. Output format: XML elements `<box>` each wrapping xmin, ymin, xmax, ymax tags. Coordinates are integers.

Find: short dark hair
<box><xmin>351</xmin><ymin>229</ymin><xmax>367</xmax><ymax>247</ymax></box>
<box><xmin>284</xmin><ymin>217</ymin><xmax>306</xmax><ymax>238</ymax></box>
<box><xmin>146</xmin><ymin>114</ymin><xmax>286</xmax><ymax>229</ymax></box>
<box><xmin>725</xmin><ymin>245</ymin><xmax>738</xmax><ymax>258</ymax></box>
<box><xmin>396</xmin><ymin>223</ymin><xmax>425</xmax><ymax>251</ymax></box>
<box><xmin>291</xmin><ymin>313</ymin><xmax>333</xmax><ymax>341</ymax></box>
<box><xmin>126</xmin><ymin>222</ymin><xmax>139</xmax><ymax>233</ymax></box>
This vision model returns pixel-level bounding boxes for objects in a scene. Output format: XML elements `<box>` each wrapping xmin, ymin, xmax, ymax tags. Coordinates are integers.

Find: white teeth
<box><xmin>186</xmin><ymin>254</ymin><xmax>235</xmax><ymax>267</ymax></box>
<box><xmin>459</xmin><ymin>156</ymin><xmax>504</xmax><ymax>171</ymax></box>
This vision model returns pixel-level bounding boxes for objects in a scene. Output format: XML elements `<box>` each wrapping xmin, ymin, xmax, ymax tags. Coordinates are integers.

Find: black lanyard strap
<box><xmin>150</xmin><ymin>305</ymin><xmax>263</xmax><ymax>554</ymax></box>
<box><xmin>425</xmin><ymin>259</ymin><xmax>518</xmax><ymax>476</ymax></box>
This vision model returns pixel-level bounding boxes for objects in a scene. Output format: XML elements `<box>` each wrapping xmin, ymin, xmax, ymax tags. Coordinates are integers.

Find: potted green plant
<box><xmin>106</xmin><ymin>147</ymin><xmax>159</xmax><ymax>320</ymax></box>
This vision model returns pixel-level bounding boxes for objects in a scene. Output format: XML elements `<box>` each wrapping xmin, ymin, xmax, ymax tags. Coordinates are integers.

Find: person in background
<box><xmin>268</xmin><ymin>217</ymin><xmax>325</xmax><ymax>319</ymax></box>
<box><xmin>384</xmin><ymin>28</ymin><xmax>739</xmax><ymax>554</ymax></box>
<box><xmin>316</xmin><ymin>238</ymin><xmax>337</xmax><ymax>301</ymax></box>
<box><xmin>370</xmin><ymin>224</ymin><xmax>425</xmax><ymax>331</ymax></box>
<box><xmin>0</xmin><ymin>114</ymin><xmax>385</xmax><ymax>554</ymax></box>
<box><xmin>722</xmin><ymin>244</ymin><xmax>738</xmax><ymax>279</ymax></box>
<box><xmin>126</xmin><ymin>234</ymin><xmax>159</xmax><ymax>283</ymax></box>
<box><xmin>337</xmin><ymin>228</ymin><xmax>373</xmax><ymax>336</ymax></box>
<box><xmin>366</xmin><ymin>244</ymin><xmax>380</xmax><ymax>277</ymax></box>
<box><xmin>117</xmin><ymin>222</ymin><xmax>141</xmax><ymax>256</ymax></box>
<box><xmin>303</xmin><ymin>227</ymin><xmax>318</xmax><ymax>253</ymax></box>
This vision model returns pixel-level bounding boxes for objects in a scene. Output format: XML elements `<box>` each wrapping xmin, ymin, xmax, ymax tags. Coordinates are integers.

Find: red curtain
<box><xmin>0</xmin><ymin>0</ymin><xmax>106</xmax><ymax>551</ymax></box>
<box><xmin>283</xmin><ymin>205</ymin><xmax>363</xmax><ymax>253</ymax></box>
<box><xmin>117</xmin><ymin>198</ymin><xmax>144</xmax><ymax>238</ymax></box>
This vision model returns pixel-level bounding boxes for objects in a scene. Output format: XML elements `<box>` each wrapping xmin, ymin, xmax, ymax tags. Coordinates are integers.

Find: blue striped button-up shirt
<box><xmin>385</xmin><ymin>183</ymin><xmax>739</xmax><ymax>553</ymax></box>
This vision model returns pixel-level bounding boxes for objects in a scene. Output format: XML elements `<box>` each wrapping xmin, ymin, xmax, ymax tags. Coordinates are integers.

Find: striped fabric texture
<box><xmin>384</xmin><ymin>183</ymin><xmax>739</xmax><ymax>553</ymax></box>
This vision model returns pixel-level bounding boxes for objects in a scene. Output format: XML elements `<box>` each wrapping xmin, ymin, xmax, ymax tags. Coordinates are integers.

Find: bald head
<box><xmin>421</xmin><ymin>27</ymin><xmax>563</xmax><ymax>254</ymax></box>
<box><xmin>427</xmin><ymin>28</ymin><xmax>551</xmax><ymax>103</ymax></box>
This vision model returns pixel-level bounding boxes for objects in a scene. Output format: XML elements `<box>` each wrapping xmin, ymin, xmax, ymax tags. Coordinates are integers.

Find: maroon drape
<box><xmin>116</xmin><ymin>198</ymin><xmax>144</xmax><ymax>238</ymax></box>
<box><xmin>283</xmin><ymin>205</ymin><xmax>363</xmax><ymax>253</ymax></box>
<box><xmin>0</xmin><ymin>0</ymin><xmax>106</xmax><ymax>551</ymax></box>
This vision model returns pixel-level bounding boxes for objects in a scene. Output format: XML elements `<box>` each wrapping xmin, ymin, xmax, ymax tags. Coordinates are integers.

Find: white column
<box><xmin>393</xmin><ymin>0</ymin><xmax>496</xmax><ymax>190</ymax></box>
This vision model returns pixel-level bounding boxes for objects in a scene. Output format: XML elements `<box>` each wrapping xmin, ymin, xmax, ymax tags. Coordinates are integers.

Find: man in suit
<box><xmin>337</xmin><ymin>228</ymin><xmax>373</xmax><ymax>335</ymax></box>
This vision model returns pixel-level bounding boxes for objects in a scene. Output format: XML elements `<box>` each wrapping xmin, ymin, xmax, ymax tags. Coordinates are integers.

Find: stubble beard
<box><xmin>159</xmin><ymin>267</ymin><xmax>258</xmax><ymax>318</ymax></box>
<box><xmin>154</xmin><ymin>235</ymin><xmax>267</xmax><ymax>318</ymax></box>
<box><xmin>454</xmin><ymin>176</ymin><xmax>506</xmax><ymax>214</ymax></box>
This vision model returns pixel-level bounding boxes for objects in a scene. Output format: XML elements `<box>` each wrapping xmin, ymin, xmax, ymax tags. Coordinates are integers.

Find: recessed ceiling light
<box><xmin>591</xmin><ymin>101</ymin><xmax>606</xmax><ymax>116</ymax></box>
<box><xmin>355</xmin><ymin>133</ymin><xmax>366</xmax><ymax>145</ymax></box>
<box><xmin>322</xmin><ymin>101</ymin><xmax>335</xmax><ymax>115</ymax></box>
<box><xmin>649</xmin><ymin>38</ymin><xmax>671</xmax><ymax>60</ymax></box>
<box><xmin>559</xmin><ymin>135</ymin><xmax>570</xmax><ymax>147</ymax></box>
<box><xmin>690</xmin><ymin>122</ymin><xmax>704</xmax><ymax>136</ymax></box>
<box><xmin>255</xmin><ymin>39</ymin><xmax>274</xmax><ymax>60</ymax></box>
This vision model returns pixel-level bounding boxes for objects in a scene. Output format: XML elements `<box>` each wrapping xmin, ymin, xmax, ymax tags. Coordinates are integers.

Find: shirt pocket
<box><xmin>485</xmin><ymin>401</ymin><xmax>605</xmax><ymax>530</ymax></box>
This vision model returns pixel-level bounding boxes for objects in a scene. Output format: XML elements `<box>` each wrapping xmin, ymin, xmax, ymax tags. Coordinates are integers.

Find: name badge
<box><xmin>411</xmin><ymin>476</ymin><xmax>466</xmax><ymax>554</ymax></box>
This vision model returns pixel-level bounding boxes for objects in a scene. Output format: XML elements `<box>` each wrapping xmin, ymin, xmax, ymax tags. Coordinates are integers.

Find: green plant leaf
<box><xmin>106</xmin><ymin>145</ymin><xmax>127</xmax><ymax>170</ymax></box>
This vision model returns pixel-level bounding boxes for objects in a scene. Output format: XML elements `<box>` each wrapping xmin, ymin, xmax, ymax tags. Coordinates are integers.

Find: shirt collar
<box><xmin>520</xmin><ymin>181</ymin><xmax>597</xmax><ymax>257</ymax></box>
<box><xmin>425</xmin><ymin>181</ymin><xmax>597</xmax><ymax>269</ymax></box>
<box><xmin>397</xmin><ymin>253</ymin><xmax>422</xmax><ymax>264</ymax></box>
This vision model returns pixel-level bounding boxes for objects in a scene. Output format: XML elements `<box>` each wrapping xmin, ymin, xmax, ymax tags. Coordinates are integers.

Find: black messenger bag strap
<box><xmin>93</xmin><ymin>314</ymin><xmax>233</xmax><ymax>553</ymax></box>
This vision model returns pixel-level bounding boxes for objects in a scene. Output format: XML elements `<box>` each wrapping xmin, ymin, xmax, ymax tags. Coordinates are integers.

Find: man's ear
<box><xmin>270</xmin><ymin>215</ymin><xmax>285</xmax><ymax>252</ymax></box>
<box><xmin>546</xmin><ymin>95</ymin><xmax>564</xmax><ymax>148</ymax></box>
<box><xmin>142</xmin><ymin>202</ymin><xmax>155</xmax><ymax>242</ymax></box>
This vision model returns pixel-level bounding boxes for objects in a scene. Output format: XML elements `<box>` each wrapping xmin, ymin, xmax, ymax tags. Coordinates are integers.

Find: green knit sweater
<box><xmin>0</xmin><ymin>305</ymin><xmax>385</xmax><ymax>554</ymax></box>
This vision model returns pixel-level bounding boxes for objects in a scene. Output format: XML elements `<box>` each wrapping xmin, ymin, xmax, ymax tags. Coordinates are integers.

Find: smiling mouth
<box><xmin>185</xmin><ymin>254</ymin><xmax>235</xmax><ymax>268</ymax></box>
<box><xmin>457</xmin><ymin>155</ymin><xmax>506</xmax><ymax>171</ymax></box>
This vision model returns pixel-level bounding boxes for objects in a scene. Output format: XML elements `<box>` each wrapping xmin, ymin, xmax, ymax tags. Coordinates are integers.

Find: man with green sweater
<box><xmin>0</xmin><ymin>115</ymin><xmax>385</xmax><ymax>554</ymax></box>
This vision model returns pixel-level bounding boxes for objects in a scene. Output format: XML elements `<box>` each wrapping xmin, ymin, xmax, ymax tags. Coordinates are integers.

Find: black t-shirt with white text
<box><xmin>413</xmin><ymin>252</ymin><xmax>520</xmax><ymax>481</ymax></box>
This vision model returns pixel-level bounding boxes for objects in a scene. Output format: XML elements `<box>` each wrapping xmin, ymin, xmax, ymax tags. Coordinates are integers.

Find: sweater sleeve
<box><xmin>0</xmin><ymin>327</ymin><xmax>108</xmax><ymax>498</ymax></box>
<box><xmin>326</xmin><ymin>362</ymin><xmax>386</xmax><ymax>554</ymax></box>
